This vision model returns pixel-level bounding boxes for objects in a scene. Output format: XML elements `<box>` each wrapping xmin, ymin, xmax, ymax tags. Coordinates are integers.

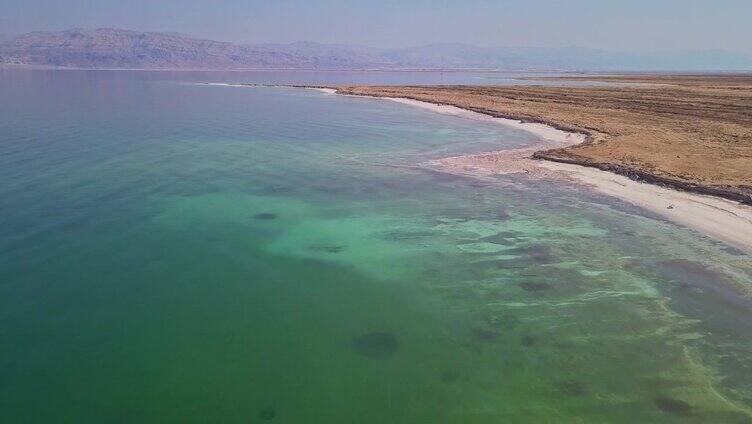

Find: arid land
<box><xmin>333</xmin><ymin>75</ymin><xmax>752</xmax><ymax>205</ymax></box>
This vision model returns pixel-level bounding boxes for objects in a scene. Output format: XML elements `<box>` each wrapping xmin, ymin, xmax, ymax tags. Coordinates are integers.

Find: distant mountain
<box><xmin>254</xmin><ymin>41</ymin><xmax>394</xmax><ymax>69</ymax></box>
<box><xmin>2</xmin><ymin>28</ymin><xmax>752</xmax><ymax>71</ymax></box>
<box><xmin>0</xmin><ymin>28</ymin><xmax>312</xmax><ymax>69</ymax></box>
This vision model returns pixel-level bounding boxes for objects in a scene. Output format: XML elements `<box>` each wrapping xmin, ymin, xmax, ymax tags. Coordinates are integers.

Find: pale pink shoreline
<box><xmin>334</xmin><ymin>91</ymin><xmax>752</xmax><ymax>253</ymax></box>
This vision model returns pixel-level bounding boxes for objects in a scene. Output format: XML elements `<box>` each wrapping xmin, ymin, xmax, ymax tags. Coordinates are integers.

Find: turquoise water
<box><xmin>2</xmin><ymin>70</ymin><xmax>752</xmax><ymax>423</ymax></box>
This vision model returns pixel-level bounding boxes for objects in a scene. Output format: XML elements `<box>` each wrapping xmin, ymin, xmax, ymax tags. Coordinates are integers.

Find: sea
<box><xmin>1</xmin><ymin>69</ymin><xmax>752</xmax><ymax>422</ymax></box>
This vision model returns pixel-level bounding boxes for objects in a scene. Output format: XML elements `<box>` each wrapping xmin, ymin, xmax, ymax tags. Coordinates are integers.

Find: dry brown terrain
<box><xmin>334</xmin><ymin>75</ymin><xmax>752</xmax><ymax>204</ymax></box>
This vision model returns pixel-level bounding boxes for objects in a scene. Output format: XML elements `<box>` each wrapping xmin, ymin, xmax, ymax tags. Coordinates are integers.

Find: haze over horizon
<box><xmin>3</xmin><ymin>0</ymin><xmax>752</xmax><ymax>54</ymax></box>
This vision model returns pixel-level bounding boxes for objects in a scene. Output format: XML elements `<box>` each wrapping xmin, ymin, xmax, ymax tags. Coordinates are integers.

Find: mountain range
<box><xmin>2</xmin><ymin>28</ymin><xmax>752</xmax><ymax>71</ymax></box>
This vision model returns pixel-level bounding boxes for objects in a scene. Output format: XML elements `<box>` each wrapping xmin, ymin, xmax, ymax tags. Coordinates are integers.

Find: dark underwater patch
<box><xmin>354</xmin><ymin>332</ymin><xmax>398</xmax><ymax>359</ymax></box>
<box><xmin>309</xmin><ymin>244</ymin><xmax>345</xmax><ymax>253</ymax></box>
<box><xmin>519</xmin><ymin>281</ymin><xmax>553</xmax><ymax>292</ymax></box>
<box><xmin>656</xmin><ymin>259</ymin><xmax>728</xmax><ymax>287</ymax></box>
<box><xmin>261</xmin><ymin>184</ymin><xmax>291</xmax><ymax>195</ymax></box>
<box><xmin>445</xmin><ymin>286</ymin><xmax>479</xmax><ymax>301</ymax></box>
<box><xmin>653</xmin><ymin>395</ymin><xmax>693</xmax><ymax>416</ymax></box>
<box><xmin>440</xmin><ymin>370</ymin><xmax>461</xmax><ymax>383</ymax></box>
<box><xmin>480</xmin><ymin>231</ymin><xmax>518</xmax><ymax>245</ymax></box>
<box><xmin>520</xmin><ymin>335</ymin><xmax>538</xmax><ymax>347</ymax></box>
<box><xmin>472</xmin><ymin>327</ymin><xmax>501</xmax><ymax>342</ymax></box>
<box><xmin>518</xmin><ymin>245</ymin><xmax>558</xmax><ymax>264</ymax></box>
<box><xmin>258</xmin><ymin>407</ymin><xmax>276</xmax><ymax>421</ymax></box>
<box><xmin>484</xmin><ymin>288</ymin><xmax>509</xmax><ymax>302</ymax></box>
<box><xmin>494</xmin><ymin>209</ymin><xmax>511</xmax><ymax>220</ymax></box>
<box><xmin>558</xmin><ymin>380</ymin><xmax>587</xmax><ymax>397</ymax></box>
<box><xmin>488</xmin><ymin>313</ymin><xmax>519</xmax><ymax>330</ymax></box>
<box><xmin>253</xmin><ymin>212</ymin><xmax>278</xmax><ymax>220</ymax></box>
<box><xmin>655</xmin><ymin>259</ymin><xmax>752</xmax><ymax>316</ymax></box>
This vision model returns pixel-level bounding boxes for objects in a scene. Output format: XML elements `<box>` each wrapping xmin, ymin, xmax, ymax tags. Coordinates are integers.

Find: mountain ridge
<box><xmin>2</xmin><ymin>28</ymin><xmax>752</xmax><ymax>71</ymax></box>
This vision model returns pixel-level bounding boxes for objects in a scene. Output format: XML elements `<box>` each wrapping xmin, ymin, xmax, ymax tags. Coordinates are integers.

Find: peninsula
<box><xmin>292</xmin><ymin>75</ymin><xmax>752</xmax><ymax>252</ymax></box>
<box><xmin>334</xmin><ymin>74</ymin><xmax>752</xmax><ymax>205</ymax></box>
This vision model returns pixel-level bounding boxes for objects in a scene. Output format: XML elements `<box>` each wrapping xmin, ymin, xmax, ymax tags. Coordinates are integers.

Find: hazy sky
<box><xmin>3</xmin><ymin>0</ymin><xmax>752</xmax><ymax>52</ymax></box>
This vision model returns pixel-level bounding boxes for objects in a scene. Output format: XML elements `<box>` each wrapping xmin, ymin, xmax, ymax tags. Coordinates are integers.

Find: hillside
<box><xmin>2</xmin><ymin>28</ymin><xmax>752</xmax><ymax>71</ymax></box>
<box><xmin>0</xmin><ymin>28</ymin><xmax>310</xmax><ymax>69</ymax></box>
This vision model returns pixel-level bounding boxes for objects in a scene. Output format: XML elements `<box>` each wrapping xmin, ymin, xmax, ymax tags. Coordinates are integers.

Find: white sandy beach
<box><xmin>386</xmin><ymin>97</ymin><xmax>585</xmax><ymax>147</ymax></box>
<box><xmin>538</xmin><ymin>161</ymin><xmax>752</xmax><ymax>253</ymax></box>
<box><xmin>310</xmin><ymin>87</ymin><xmax>338</xmax><ymax>94</ymax></box>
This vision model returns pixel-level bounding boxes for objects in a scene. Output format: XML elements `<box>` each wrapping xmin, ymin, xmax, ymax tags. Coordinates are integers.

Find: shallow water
<box><xmin>1</xmin><ymin>70</ymin><xmax>752</xmax><ymax>423</ymax></box>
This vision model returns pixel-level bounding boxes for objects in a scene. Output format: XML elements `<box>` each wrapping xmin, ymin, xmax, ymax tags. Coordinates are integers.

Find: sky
<box><xmin>2</xmin><ymin>0</ymin><xmax>752</xmax><ymax>53</ymax></box>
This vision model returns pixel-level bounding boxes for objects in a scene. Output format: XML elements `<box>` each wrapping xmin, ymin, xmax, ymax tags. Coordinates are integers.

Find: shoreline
<box><xmin>332</xmin><ymin>85</ymin><xmax>752</xmax><ymax>207</ymax></box>
<box><xmin>316</xmin><ymin>86</ymin><xmax>752</xmax><ymax>253</ymax></box>
<box><xmin>207</xmin><ymin>83</ymin><xmax>752</xmax><ymax>253</ymax></box>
